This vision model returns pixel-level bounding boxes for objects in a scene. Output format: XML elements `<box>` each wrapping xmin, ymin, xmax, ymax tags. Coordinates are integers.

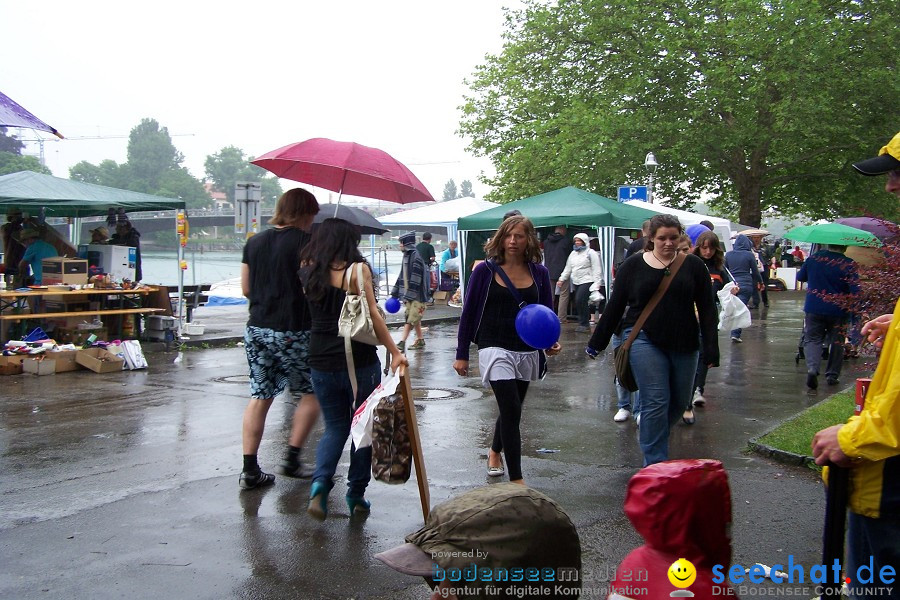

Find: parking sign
<box><xmin>618</xmin><ymin>185</ymin><xmax>648</xmax><ymax>203</ymax></box>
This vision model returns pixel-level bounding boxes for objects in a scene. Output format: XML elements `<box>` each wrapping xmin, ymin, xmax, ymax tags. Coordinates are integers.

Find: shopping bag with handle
<box><xmin>350</xmin><ymin>371</ymin><xmax>400</xmax><ymax>449</ymax></box>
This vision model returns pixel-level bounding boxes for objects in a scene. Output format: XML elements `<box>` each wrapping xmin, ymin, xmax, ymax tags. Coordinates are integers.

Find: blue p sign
<box><xmin>618</xmin><ymin>185</ymin><xmax>648</xmax><ymax>203</ymax></box>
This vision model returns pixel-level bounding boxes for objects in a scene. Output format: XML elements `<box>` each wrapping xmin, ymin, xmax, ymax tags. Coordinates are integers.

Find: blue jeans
<box><xmin>730</xmin><ymin>287</ymin><xmax>753</xmax><ymax>338</ymax></box>
<box><xmin>627</xmin><ymin>329</ymin><xmax>699</xmax><ymax>466</ymax></box>
<box><xmin>310</xmin><ymin>361</ymin><xmax>381</xmax><ymax>498</ymax></box>
<box><xmin>847</xmin><ymin>511</ymin><xmax>900</xmax><ymax>600</ymax></box>
<box><xmin>612</xmin><ymin>333</ymin><xmax>639</xmax><ymax>413</ymax></box>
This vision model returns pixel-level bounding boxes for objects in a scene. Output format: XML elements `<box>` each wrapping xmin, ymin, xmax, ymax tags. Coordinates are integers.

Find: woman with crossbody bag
<box><xmin>587</xmin><ymin>214</ymin><xmax>719</xmax><ymax>466</ymax></box>
<box><xmin>454</xmin><ymin>216</ymin><xmax>561</xmax><ymax>485</ymax></box>
<box><xmin>299</xmin><ymin>218</ymin><xmax>407</xmax><ymax>521</ymax></box>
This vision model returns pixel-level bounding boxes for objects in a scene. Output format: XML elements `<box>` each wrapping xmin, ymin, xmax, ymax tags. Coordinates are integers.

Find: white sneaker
<box><xmin>692</xmin><ymin>391</ymin><xmax>706</xmax><ymax>407</ymax></box>
<box><xmin>635</xmin><ymin>413</ymin><xmax>641</xmax><ymax>427</ymax></box>
<box><xmin>614</xmin><ymin>408</ymin><xmax>631</xmax><ymax>422</ymax></box>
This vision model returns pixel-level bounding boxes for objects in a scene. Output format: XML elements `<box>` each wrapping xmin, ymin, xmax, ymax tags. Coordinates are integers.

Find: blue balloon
<box><xmin>515</xmin><ymin>304</ymin><xmax>561</xmax><ymax>350</ymax></box>
<box><xmin>385</xmin><ymin>296</ymin><xmax>402</xmax><ymax>314</ymax></box>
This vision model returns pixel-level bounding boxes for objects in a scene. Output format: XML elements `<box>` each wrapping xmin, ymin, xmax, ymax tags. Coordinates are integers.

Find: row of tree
<box><xmin>442</xmin><ymin>178</ymin><xmax>475</xmax><ymax>201</ymax></box>
<box><xmin>0</xmin><ymin>119</ymin><xmax>283</xmax><ymax>210</ymax></box>
<box><xmin>459</xmin><ymin>0</ymin><xmax>899</xmax><ymax>226</ymax></box>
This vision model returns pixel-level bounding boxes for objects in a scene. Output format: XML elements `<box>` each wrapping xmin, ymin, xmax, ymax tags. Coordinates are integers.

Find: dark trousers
<box><xmin>804</xmin><ymin>313</ymin><xmax>847</xmax><ymax>379</ymax></box>
<box><xmin>489</xmin><ymin>379</ymin><xmax>530</xmax><ymax>481</ymax></box>
<box><xmin>573</xmin><ymin>283</ymin><xmax>592</xmax><ymax>327</ymax></box>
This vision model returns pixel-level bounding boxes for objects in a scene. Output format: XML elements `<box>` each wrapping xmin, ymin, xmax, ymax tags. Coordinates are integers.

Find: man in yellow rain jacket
<box><xmin>813</xmin><ymin>131</ymin><xmax>900</xmax><ymax>600</ymax></box>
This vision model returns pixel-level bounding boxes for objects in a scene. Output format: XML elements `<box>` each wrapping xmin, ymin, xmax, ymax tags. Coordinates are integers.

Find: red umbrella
<box><xmin>251</xmin><ymin>138</ymin><xmax>434</xmax><ymax>205</ymax></box>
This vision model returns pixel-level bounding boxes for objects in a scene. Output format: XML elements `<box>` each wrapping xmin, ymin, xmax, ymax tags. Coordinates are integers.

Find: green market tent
<box><xmin>0</xmin><ymin>171</ymin><xmax>185</xmax><ymax>218</ymax></box>
<box><xmin>457</xmin><ymin>186</ymin><xmax>659</xmax><ymax>288</ymax></box>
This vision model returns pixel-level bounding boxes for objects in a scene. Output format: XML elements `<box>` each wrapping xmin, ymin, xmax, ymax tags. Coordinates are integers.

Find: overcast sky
<box><xmin>4</xmin><ymin>1</ymin><xmax>519</xmax><ymax>203</ymax></box>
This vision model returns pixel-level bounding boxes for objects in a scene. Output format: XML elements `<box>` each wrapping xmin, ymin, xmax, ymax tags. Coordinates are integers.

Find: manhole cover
<box><xmin>214</xmin><ymin>375</ymin><xmax>250</xmax><ymax>384</ymax></box>
<box><xmin>410</xmin><ymin>387</ymin><xmax>466</xmax><ymax>401</ymax></box>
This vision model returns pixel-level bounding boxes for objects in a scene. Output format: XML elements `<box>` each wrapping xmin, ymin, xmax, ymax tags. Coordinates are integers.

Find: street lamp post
<box><xmin>644</xmin><ymin>152</ymin><xmax>659</xmax><ymax>204</ymax></box>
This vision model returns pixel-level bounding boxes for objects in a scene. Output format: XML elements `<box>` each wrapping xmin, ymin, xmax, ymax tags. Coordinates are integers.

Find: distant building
<box><xmin>204</xmin><ymin>182</ymin><xmax>231</xmax><ymax>211</ymax></box>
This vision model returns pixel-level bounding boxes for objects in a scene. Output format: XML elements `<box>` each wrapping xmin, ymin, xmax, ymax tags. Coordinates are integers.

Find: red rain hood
<box><xmin>624</xmin><ymin>459</ymin><xmax>732</xmax><ymax>569</ymax></box>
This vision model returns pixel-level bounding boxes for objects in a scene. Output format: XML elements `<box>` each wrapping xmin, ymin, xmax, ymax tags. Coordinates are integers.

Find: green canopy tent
<box><xmin>457</xmin><ymin>186</ymin><xmax>658</xmax><ymax>289</ymax></box>
<box><xmin>0</xmin><ymin>171</ymin><xmax>189</xmax><ymax>327</ymax></box>
<box><xmin>0</xmin><ymin>171</ymin><xmax>185</xmax><ymax>220</ymax></box>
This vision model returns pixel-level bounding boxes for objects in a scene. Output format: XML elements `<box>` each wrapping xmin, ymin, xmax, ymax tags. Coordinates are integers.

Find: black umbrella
<box><xmin>313</xmin><ymin>204</ymin><xmax>388</xmax><ymax>235</ymax></box>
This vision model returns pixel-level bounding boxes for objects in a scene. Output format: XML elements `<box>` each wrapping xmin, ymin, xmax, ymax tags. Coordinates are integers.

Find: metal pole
<box><xmin>648</xmin><ymin>171</ymin><xmax>654</xmax><ymax>204</ymax></box>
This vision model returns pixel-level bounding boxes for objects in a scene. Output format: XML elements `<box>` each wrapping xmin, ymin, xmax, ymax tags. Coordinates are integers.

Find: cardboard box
<box><xmin>41</xmin><ymin>258</ymin><xmax>89</xmax><ymax>286</ymax></box>
<box><xmin>23</xmin><ymin>357</ymin><xmax>56</xmax><ymax>376</ymax></box>
<box><xmin>51</xmin><ymin>350</ymin><xmax>81</xmax><ymax>373</ymax></box>
<box><xmin>76</xmin><ymin>348</ymin><xmax>125</xmax><ymax>373</ymax></box>
<box><xmin>0</xmin><ymin>355</ymin><xmax>27</xmax><ymax>375</ymax></box>
<box><xmin>55</xmin><ymin>327</ymin><xmax>108</xmax><ymax>346</ymax></box>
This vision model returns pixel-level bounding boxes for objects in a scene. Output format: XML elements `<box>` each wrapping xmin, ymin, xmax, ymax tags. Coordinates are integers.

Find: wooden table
<box><xmin>0</xmin><ymin>287</ymin><xmax>166</xmax><ymax>342</ymax></box>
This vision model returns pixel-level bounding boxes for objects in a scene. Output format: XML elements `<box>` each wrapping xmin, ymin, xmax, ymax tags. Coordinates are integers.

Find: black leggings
<box><xmin>489</xmin><ymin>379</ymin><xmax>530</xmax><ymax>481</ymax></box>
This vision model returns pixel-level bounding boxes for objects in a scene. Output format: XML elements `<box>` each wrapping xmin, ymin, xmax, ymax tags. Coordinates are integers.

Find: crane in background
<box><xmin>14</xmin><ymin>132</ymin><xmax>195</xmax><ymax>166</ymax></box>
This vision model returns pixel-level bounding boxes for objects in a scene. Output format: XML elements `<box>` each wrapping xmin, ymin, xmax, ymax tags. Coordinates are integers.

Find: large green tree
<box><xmin>204</xmin><ymin>146</ymin><xmax>283</xmax><ymax>207</ymax></box>
<box><xmin>442</xmin><ymin>179</ymin><xmax>459</xmax><ymax>201</ymax></box>
<box><xmin>460</xmin><ymin>0</ymin><xmax>899</xmax><ymax>225</ymax></box>
<box><xmin>68</xmin><ymin>118</ymin><xmax>210</xmax><ymax>209</ymax></box>
<box><xmin>460</xmin><ymin>180</ymin><xmax>474</xmax><ymax>198</ymax></box>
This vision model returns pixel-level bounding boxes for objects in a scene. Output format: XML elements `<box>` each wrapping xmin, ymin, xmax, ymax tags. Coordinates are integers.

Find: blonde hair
<box><xmin>483</xmin><ymin>215</ymin><xmax>542</xmax><ymax>264</ymax></box>
<box><xmin>269</xmin><ymin>188</ymin><xmax>319</xmax><ymax>227</ymax></box>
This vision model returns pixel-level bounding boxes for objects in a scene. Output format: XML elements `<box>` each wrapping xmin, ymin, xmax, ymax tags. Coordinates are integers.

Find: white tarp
<box><xmin>380</xmin><ymin>197</ymin><xmax>499</xmax><ymax>240</ymax></box>
<box><xmin>623</xmin><ymin>200</ymin><xmax>735</xmax><ymax>251</ymax></box>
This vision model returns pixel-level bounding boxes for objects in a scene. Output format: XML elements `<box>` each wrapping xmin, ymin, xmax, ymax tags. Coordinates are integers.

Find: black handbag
<box><xmin>616</xmin><ymin>253</ymin><xmax>686</xmax><ymax>392</ymax></box>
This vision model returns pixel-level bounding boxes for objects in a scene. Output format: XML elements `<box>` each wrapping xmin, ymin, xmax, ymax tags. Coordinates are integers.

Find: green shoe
<box><xmin>307</xmin><ymin>481</ymin><xmax>331</xmax><ymax>521</ymax></box>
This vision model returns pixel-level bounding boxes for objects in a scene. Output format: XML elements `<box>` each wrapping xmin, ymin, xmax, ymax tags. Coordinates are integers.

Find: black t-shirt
<box><xmin>241</xmin><ymin>227</ymin><xmax>312</xmax><ymax>331</ymax></box>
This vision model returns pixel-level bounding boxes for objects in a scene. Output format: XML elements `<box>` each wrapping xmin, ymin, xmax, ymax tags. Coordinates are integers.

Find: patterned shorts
<box><xmin>244</xmin><ymin>326</ymin><xmax>313</xmax><ymax>399</ymax></box>
<box><xmin>405</xmin><ymin>300</ymin><xmax>427</xmax><ymax>325</ymax></box>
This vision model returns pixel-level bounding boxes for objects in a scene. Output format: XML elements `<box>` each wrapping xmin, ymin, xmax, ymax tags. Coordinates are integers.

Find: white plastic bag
<box><xmin>717</xmin><ymin>282</ymin><xmax>751</xmax><ymax>331</ymax></box>
<box><xmin>350</xmin><ymin>372</ymin><xmax>401</xmax><ymax>449</ymax></box>
<box><xmin>120</xmin><ymin>340</ymin><xmax>148</xmax><ymax>370</ymax></box>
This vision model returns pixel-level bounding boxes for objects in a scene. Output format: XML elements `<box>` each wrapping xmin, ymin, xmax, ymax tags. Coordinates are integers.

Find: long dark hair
<box><xmin>483</xmin><ymin>215</ymin><xmax>543</xmax><ymax>264</ymax></box>
<box><xmin>299</xmin><ymin>218</ymin><xmax>366</xmax><ymax>302</ymax></box>
<box><xmin>693</xmin><ymin>230</ymin><xmax>725</xmax><ymax>269</ymax></box>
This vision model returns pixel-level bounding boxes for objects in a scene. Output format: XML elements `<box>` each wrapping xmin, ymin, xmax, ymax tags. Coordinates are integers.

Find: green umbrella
<box><xmin>785</xmin><ymin>222</ymin><xmax>882</xmax><ymax>247</ymax></box>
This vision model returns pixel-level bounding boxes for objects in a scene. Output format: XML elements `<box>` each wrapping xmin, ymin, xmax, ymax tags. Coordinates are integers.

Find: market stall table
<box><xmin>0</xmin><ymin>286</ymin><xmax>167</xmax><ymax>343</ymax></box>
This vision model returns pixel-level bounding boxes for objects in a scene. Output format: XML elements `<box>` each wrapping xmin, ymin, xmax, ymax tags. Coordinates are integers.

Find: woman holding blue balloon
<box><xmin>454</xmin><ymin>215</ymin><xmax>561</xmax><ymax>485</ymax></box>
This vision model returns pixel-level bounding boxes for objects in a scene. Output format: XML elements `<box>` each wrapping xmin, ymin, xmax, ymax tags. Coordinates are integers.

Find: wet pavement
<box><xmin>0</xmin><ymin>291</ymin><xmax>869</xmax><ymax>599</ymax></box>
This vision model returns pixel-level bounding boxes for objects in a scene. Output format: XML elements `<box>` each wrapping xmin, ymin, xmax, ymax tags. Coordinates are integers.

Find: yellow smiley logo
<box><xmin>667</xmin><ymin>558</ymin><xmax>697</xmax><ymax>588</ymax></box>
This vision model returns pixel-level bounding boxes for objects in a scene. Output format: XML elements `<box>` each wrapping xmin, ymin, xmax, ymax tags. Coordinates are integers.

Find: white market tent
<box><xmin>623</xmin><ymin>200</ymin><xmax>735</xmax><ymax>250</ymax></box>
<box><xmin>379</xmin><ymin>196</ymin><xmax>499</xmax><ymax>241</ymax></box>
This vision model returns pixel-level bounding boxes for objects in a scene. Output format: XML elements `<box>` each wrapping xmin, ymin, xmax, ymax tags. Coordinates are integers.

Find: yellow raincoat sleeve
<box><xmin>838</xmin><ymin>299</ymin><xmax>900</xmax><ymax>461</ymax></box>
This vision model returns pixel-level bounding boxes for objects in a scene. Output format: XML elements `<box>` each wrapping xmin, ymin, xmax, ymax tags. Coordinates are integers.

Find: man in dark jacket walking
<box><xmin>797</xmin><ymin>244</ymin><xmax>859</xmax><ymax>389</ymax></box>
<box><xmin>392</xmin><ymin>232</ymin><xmax>429</xmax><ymax>351</ymax></box>
<box><xmin>543</xmin><ymin>226</ymin><xmax>571</xmax><ymax>323</ymax></box>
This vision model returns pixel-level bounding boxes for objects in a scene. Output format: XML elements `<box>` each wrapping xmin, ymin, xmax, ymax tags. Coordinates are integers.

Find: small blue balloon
<box><xmin>515</xmin><ymin>304</ymin><xmax>561</xmax><ymax>350</ymax></box>
<box><xmin>385</xmin><ymin>296</ymin><xmax>401</xmax><ymax>314</ymax></box>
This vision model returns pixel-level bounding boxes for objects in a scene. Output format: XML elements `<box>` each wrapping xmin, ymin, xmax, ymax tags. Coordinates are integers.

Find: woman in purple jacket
<box><xmin>453</xmin><ymin>215</ymin><xmax>561</xmax><ymax>484</ymax></box>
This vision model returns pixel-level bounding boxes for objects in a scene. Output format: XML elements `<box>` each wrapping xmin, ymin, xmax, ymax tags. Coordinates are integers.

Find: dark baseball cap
<box><xmin>375</xmin><ymin>483</ymin><xmax>581</xmax><ymax>596</ymax></box>
<box><xmin>853</xmin><ymin>131</ymin><xmax>900</xmax><ymax>176</ymax></box>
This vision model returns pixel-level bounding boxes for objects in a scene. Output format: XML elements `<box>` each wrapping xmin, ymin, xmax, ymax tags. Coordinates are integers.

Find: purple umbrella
<box><xmin>0</xmin><ymin>91</ymin><xmax>63</xmax><ymax>138</ymax></box>
<box><xmin>835</xmin><ymin>217</ymin><xmax>898</xmax><ymax>241</ymax></box>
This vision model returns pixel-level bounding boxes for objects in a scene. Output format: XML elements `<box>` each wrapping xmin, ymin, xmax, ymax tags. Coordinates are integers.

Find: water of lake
<box><xmin>141</xmin><ymin>248</ymin><xmax>409</xmax><ymax>287</ymax></box>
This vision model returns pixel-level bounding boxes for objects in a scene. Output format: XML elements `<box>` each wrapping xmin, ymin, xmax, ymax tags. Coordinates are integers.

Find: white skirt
<box><xmin>477</xmin><ymin>347</ymin><xmax>540</xmax><ymax>388</ymax></box>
